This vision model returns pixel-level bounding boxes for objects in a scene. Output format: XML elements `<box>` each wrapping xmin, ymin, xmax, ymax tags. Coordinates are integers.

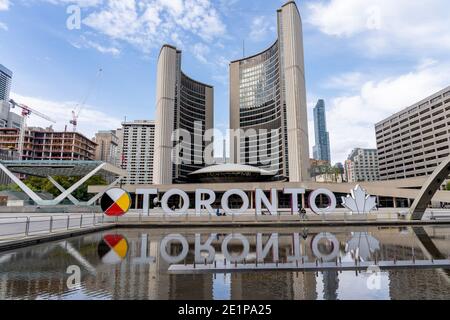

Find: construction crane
<box><xmin>70</xmin><ymin>68</ymin><xmax>103</xmax><ymax>132</ymax></box>
<box><xmin>9</xmin><ymin>99</ymin><xmax>56</xmax><ymax>160</ymax></box>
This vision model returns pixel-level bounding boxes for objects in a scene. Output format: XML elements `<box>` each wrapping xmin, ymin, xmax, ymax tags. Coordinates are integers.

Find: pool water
<box><xmin>1</xmin><ymin>225</ymin><xmax>450</xmax><ymax>300</ymax></box>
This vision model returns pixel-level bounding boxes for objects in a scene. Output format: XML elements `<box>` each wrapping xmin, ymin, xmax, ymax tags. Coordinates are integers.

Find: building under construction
<box><xmin>0</xmin><ymin>127</ymin><xmax>97</xmax><ymax>161</ymax></box>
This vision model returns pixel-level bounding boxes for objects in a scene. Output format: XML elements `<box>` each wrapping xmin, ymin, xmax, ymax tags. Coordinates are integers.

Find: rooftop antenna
<box><xmin>243</xmin><ymin>40</ymin><xmax>245</xmax><ymax>58</ymax></box>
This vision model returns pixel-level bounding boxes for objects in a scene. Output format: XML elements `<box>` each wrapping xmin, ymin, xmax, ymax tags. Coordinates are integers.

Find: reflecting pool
<box><xmin>1</xmin><ymin>225</ymin><xmax>450</xmax><ymax>300</ymax></box>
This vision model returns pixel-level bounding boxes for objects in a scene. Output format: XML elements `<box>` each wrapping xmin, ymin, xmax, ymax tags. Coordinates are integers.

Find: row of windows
<box><xmin>376</xmin><ymin>96</ymin><xmax>450</xmax><ymax>135</ymax></box>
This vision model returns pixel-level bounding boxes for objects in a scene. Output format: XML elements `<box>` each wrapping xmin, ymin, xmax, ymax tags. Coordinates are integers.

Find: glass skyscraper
<box><xmin>313</xmin><ymin>99</ymin><xmax>331</xmax><ymax>163</ymax></box>
<box><xmin>0</xmin><ymin>64</ymin><xmax>12</xmax><ymax>102</ymax></box>
<box><xmin>229</xmin><ymin>1</ymin><xmax>310</xmax><ymax>182</ymax></box>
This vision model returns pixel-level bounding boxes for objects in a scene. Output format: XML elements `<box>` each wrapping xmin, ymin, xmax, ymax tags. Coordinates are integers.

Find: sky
<box><xmin>1</xmin><ymin>0</ymin><xmax>450</xmax><ymax>164</ymax></box>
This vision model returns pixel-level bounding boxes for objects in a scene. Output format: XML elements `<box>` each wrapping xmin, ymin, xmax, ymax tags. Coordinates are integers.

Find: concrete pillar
<box><xmin>153</xmin><ymin>45</ymin><xmax>177</xmax><ymax>185</ymax></box>
<box><xmin>393</xmin><ymin>197</ymin><xmax>397</xmax><ymax>209</ymax></box>
<box><xmin>135</xmin><ymin>193</ymin><xmax>138</xmax><ymax>210</ymax></box>
<box><xmin>301</xmin><ymin>193</ymin><xmax>306</xmax><ymax>209</ymax></box>
<box><xmin>280</xmin><ymin>2</ymin><xmax>310</xmax><ymax>182</ymax></box>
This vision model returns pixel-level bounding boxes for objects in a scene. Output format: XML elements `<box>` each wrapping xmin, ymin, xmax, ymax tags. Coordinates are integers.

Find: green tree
<box><xmin>447</xmin><ymin>181</ymin><xmax>450</xmax><ymax>191</ymax></box>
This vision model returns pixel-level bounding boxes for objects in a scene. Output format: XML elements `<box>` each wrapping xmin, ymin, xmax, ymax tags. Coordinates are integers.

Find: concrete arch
<box><xmin>410</xmin><ymin>155</ymin><xmax>450</xmax><ymax>220</ymax></box>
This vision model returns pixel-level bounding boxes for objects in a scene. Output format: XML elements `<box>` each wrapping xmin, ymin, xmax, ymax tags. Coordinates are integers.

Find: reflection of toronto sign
<box><xmin>134</xmin><ymin>232</ymin><xmax>379</xmax><ymax>264</ymax></box>
<box><xmin>159</xmin><ymin>233</ymin><xmax>338</xmax><ymax>264</ymax></box>
<box><xmin>101</xmin><ymin>184</ymin><xmax>377</xmax><ymax>216</ymax></box>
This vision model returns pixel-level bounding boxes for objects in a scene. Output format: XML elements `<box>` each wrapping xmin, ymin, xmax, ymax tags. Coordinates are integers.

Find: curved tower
<box><xmin>153</xmin><ymin>45</ymin><xmax>214</xmax><ymax>184</ymax></box>
<box><xmin>230</xmin><ymin>1</ymin><xmax>310</xmax><ymax>182</ymax></box>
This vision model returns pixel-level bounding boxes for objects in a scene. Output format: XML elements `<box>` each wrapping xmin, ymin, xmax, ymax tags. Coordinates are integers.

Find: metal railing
<box><xmin>0</xmin><ymin>213</ymin><xmax>107</xmax><ymax>240</ymax></box>
<box><xmin>115</xmin><ymin>210</ymin><xmax>393</xmax><ymax>224</ymax></box>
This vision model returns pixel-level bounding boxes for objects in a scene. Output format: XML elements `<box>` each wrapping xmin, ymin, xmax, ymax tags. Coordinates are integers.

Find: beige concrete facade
<box><xmin>229</xmin><ymin>1</ymin><xmax>310</xmax><ymax>183</ymax></box>
<box><xmin>153</xmin><ymin>45</ymin><xmax>177</xmax><ymax>185</ymax></box>
<box><xmin>153</xmin><ymin>45</ymin><xmax>214</xmax><ymax>185</ymax></box>
<box><xmin>345</xmin><ymin>148</ymin><xmax>380</xmax><ymax>182</ymax></box>
<box><xmin>376</xmin><ymin>86</ymin><xmax>450</xmax><ymax>180</ymax></box>
<box><xmin>93</xmin><ymin>130</ymin><xmax>119</xmax><ymax>166</ymax></box>
<box><xmin>89</xmin><ymin>177</ymin><xmax>450</xmax><ymax>204</ymax></box>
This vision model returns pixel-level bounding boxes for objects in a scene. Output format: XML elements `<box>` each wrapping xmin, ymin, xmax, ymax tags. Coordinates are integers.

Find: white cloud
<box><xmin>191</xmin><ymin>42</ymin><xmax>210</xmax><ymax>64</ymax></box>
<box><xmin>323</xmin><ymin>72</ymin><xmax>365</xmax><ymax>91</ymax></box>
<box><xmin>43</xmin><ymin>0</ymin><xmax>103</xmax><ymax>8</ymax></box>
<box><xmin>0</xmin><ymin>21</ymin><xmax>7</xmax><ymax>31</ymax></box>
<box><xmin>75</xmin><ymin>0</ymin><xmax>226</xmax><ymax>53</ymax></box>
<box><xmin>10</xmin><ymin>93</ymin><xmax>122</xmax><ymax>138</ymax></box>
<box><xmin>71</xmin><ymin>36</ymin><xmax>120</xmax><ymax>55</ymax></box>
<box><xmin>0</xmin><ymin>0</ymin><xmax>9</xmax><ymax>11</ymax></box>
<box><xmin>307</xmin><ymin>0</ymin><xmax>450</xmax><ymax>54</ymax></box>
<box><xmin>219</xmin><ymin>0</ymin><xmax>239</xmax><ymax>15</ymax></box>
<box><xmin>324</xmin><ymin>61</ymin><xmax>450</xmax><ymax>163</ymax></box>
<box><xmin>249</xmin><ymin>16</ymin><xmax>276</xmax><ymax>42</ymax></box>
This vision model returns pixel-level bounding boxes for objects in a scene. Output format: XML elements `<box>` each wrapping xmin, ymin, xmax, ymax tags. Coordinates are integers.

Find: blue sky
<box><xmin>1</xmin><ymin>0</ymin><xmax>450</xmax><ymax>164</ymax></box>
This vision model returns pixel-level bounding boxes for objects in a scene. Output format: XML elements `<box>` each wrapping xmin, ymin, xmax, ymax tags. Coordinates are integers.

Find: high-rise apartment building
<box><xmin>376</xmin><ymin>86</ymin><xmax>450</xmax><ymax>180</ymax></box>
<box><xmin>0</xmin><ymin>64</ymin><xmax>12</xmax><ymax>102</ymax></box>
<box><xmin>122</xmin><ymin>120</ymin><xmax>155</xmax><ymax>185</ymax></box>
<box><xmin>93</xmin><ymin>130</ymin><xmax>119</xmax><ymax>166</ymax></box>
<box><xmin>0</xmin><ymin>101</ymin><xmax>23</xmax><ymax>129</ymax></box>
<box><xmin>313</xmin><ymin>99</ymin><xmax>331</xmax><ymax>163</ymax></box>
<box><xmin>345</xmin><ymin>148</ymin><xmax>380</xmax><ymax>182</ymax></box>
<box><xmin>229</xmin><ymin>1</ymin><xmax>310</xmax><ymax>182</ymax></box>
<box><xmin>153</xmin><ymin>45</ymin><xmax>214</xmax><ymax>184</ymax></box>
<box><xmin>0</xmin><ymin>127</ymin><xmax>96</xmax><ymax>160</ymax></box>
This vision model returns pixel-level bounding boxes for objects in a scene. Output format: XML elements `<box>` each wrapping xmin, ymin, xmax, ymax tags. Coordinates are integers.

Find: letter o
<box><xmin>221</xmin><ymin>234</ymin><xmax>250</xmax><ymax>263</ymax></box>
<box><xmin>221</xmin><ymin>189</ymin><xmax>249</xmax><ymax>215</ymax></box>
<box><xmin>309</xmin><ymin>189</ymin><xmax>337</xmax><ymax>215</ymax></box>
<box><xmin>160</xmin><ymin>234</ymin><xmax>189</xmax><ymax>264</ymax></box>
<box><xmin>311</xmin><ymin>233</ymin><xmax>339</xmax><ymax>262</ymax></box>
<box><xmin>161</xmin><ymin>189</ymin><xmax>190</xmax><ymax>214</ymax></box>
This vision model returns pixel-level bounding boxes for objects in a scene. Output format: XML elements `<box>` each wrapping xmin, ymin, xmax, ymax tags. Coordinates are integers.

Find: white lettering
<box><xmin>309</xmin><ymin>188</ymin><xmax>337</xmax><ymax>215</ymax></box>
<box><xmin>283</xmin><ymin>188</ymin><xmax>306</xmax><ymax>214</ymax></box>
<box><xmin>195</xmin><ymin>189</ymin><xmax>216</xmax><ymax>215</ymax></box>
<box><xmin>255</xmin><ymin>189</ymin><xmax>278</xmax><ymax>215</ymax></box>
<box><xmin>136</xmin><ymin>189</ymin><xmax>158</xmax><ymax>216</ymax></box>
<box><xmin>162</xmin><ymin>189</ymin><xmax>190</xmax><ymax>214</ymax></box>
<box><xmin>221</xmin><ymin>189</ymin><xmax>249</xmax><ymax>215</ymax></box>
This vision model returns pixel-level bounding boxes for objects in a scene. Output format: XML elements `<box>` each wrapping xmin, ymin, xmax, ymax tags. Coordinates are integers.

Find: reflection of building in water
<box><xmin>231</xmin><ymin>272</ymin><xmax>294</xmax><ymax>300</ymax></box>
<box><xmin>322</xmin><ymin>271</ymin><xmax>339</xmax><ymax>300</ymax></box>
<box><xmin>389</xmin><ymin>269</ymin><xmax>450</xmax><ymax>300</ymax></box>
<box><xmin>229</xmin><ymin>235</ymin><xmax>318</xmax><ymax>300</ymax></box>
<box><xmin>2</xmin><ymin>227</ymin><xmax>450</xmax><ymax>300</ymax></box>
<box><xmin>292</xmin><ymin>272</ymin><xmax>318</xmax><ymax>300</ymax></box>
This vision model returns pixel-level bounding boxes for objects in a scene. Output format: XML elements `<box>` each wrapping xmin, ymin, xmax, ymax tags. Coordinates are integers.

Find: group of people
<box><xmin>213</xmin><ymin>208</ymin><xmax>308</xmax><ymax>218</ymax></box>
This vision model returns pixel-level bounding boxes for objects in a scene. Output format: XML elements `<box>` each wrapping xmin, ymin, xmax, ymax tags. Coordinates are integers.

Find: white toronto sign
<box><xmin>133</xmin><ymin>185</ymin><xmax>376</xmax><ymax>216</ymax></box>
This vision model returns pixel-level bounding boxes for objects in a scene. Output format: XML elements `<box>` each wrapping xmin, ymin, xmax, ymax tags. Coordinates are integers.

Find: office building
<box><xmin>0</xmin><ymin>64</ymin><xmax>12</xmax><ymax>102</ymax></box>
<box><xmin>0</xmin><ymin>127</ymin><xmax>96</xmax><ymax>160</ymax></box>
<box><xmin>345</xmin><ymin>148</ymin><xmax>380</xmax><ymax>182</ymax></box>
<box><xmin>313</xmin><ymin>99</ymin><xmax>331</xmax><ymax>162</ymax></box>
<box><xmin>122</xmin><ymin>120</ymin><xmax>155</xmax><ymax>185</ymax></box>
<box><xmin>376</xmin><ymin>86</ymin><xmax>450</xmax><ymax>180</ymax></box>
<box><xmin>153</xmin><ymin>45</ymin><xmax>214</xmax><ymax>184</ymax></box>
<box><xmin>93</xmin><ymin>130</ymin><xmax>120</xmax><ymax>166</ymax></box>
<box><xmin>229</xmin><ymin>1</ymin><xmax>310</xmax><ymax>182</ymax></box>
<box><xmin>0</xmin><ymin>101</ymin><xmax>23</xmax><ymax>129</ymax></box>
